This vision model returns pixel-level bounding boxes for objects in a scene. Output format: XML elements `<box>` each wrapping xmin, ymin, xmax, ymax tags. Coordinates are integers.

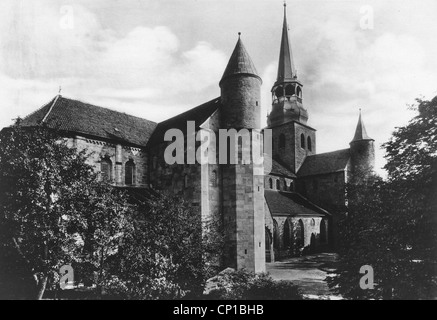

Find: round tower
<box><xmin>349</xmin><ymin>111</ymin><xmax>375</xmax><ymax>183</ymax></box>
<box><xmin>219</xmin><ymin>33</ymin><xmax>262</xmax><ymax>130</ymax></box>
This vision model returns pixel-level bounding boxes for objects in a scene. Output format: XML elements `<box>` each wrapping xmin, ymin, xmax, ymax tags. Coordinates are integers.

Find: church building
<box><xmin>15</xmin><ymin>4</ymin><xmax>375</xmax><ymax>273</ymax></box>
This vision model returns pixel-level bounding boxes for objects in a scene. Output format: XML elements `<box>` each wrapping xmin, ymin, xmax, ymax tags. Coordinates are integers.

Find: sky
<box><xmin>0</xmin><ymin>0</ymin><xmax>436</xmax><ymax>175</ymax></box>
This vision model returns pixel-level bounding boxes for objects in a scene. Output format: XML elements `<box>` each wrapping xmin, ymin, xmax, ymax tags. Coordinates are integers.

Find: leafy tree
<box><xmin>0</xmin><ymin>124</ymin><xmax>131</xmax><ymax>299</ymax></box>
<box><xmin>328</xmin><ymin>96</ymin><xmax>437</xmax><ymax>299</ymax></box>
<box><xmin>105</xmin><ymin>192</ymin><xmax>224</xmax><ymax>300</ymax></box>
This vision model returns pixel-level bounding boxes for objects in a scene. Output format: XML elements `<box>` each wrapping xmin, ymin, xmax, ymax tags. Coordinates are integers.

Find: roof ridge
<box><xmin>157</xmin><ymin>97</ymin><xmax>220</xmax><ymax>125</ymax></box>
<box><xmin>21</xmin><ymin>97</ymin><xmax>57</xmax><ymax>122</ymax></box>
<box><xmin>305</xmin><ymin>148</ymin><xmax>350</xmax><ymax>158</ymax></box>
<box><xmin>59</xmin><ymin>96</ymin><xmax>157</xmax><ymax>124</ymax></box>
<box><xmin>41</xmin><ymin>95</ymin><xmax>61</xmax><ymax>123</ymax></box>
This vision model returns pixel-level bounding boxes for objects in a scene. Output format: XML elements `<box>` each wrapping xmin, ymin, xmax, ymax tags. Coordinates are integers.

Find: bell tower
<box><xmin>268</xmin><ymin>3</ymin><xmax>315</xmax><ymax>173</ymax></box>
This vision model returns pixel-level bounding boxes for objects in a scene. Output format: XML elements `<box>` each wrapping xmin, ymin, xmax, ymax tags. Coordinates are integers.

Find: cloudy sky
<box><xmin>1</xmin><ymin>0</ymin><xmax>436</xmax><ymax>175</ymax></box>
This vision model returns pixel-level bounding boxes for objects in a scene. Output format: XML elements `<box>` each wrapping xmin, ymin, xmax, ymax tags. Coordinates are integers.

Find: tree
<box><xmin>105</xmin><ymin>192</ymin><xmax>224</xmax><ymax>299</ymax></box>
<box><xmin>0</xmin><ymin>124</ymin><xmax>131</xmax><ymax>299</ymax></box>
<box><xmin>328</xmin><ymin>96</ymin><xmax>437</xmax><ymax>299</ymax></box>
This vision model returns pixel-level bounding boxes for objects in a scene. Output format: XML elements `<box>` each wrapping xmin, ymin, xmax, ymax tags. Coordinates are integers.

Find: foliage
<box><xmin>205</xmin><ymin>269</ymin><xmax>302</xmax><ymax>300</ymax></box>
<box><xmin>328</xmin><ymin>96</ymin><xmax>437</xmax><ymax>299</ymax></box>
<box><xmin>0</xmin><ymin>125</ymin><xmax>131</xmax><ymax>299</ymax></box>
<box><xmin>104</xmin><ymin>193</ymin><xmax>224</xmax><ymax>300</ymax></box>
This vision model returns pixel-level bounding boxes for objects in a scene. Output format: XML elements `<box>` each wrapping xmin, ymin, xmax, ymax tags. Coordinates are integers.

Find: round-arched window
<box><xmin>300</xmin><ymin>134</ymin><xmax>305</xmax><ymax>148</ymax></box>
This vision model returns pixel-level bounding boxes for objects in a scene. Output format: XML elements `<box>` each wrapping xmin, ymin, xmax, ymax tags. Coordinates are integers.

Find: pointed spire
<box><xmin>351</xmin><ymin>109</ymin><xmax>373</xmax><ymax>142</ymax></box>
<box><xmin>276</xmin><ymin>3</ymin><xmax>296</xmax><ymax>85</ymax></box>
<box><xmin>220</xmin><ymin>34</ymin><xmax>260</xmax><ymax>85</ymax></box>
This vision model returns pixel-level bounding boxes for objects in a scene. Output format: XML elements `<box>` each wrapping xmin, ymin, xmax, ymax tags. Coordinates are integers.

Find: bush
<box><xmin>205</xmin><ymin>269</ymin><xmax>302</xmax><ymax>300</ymax></box>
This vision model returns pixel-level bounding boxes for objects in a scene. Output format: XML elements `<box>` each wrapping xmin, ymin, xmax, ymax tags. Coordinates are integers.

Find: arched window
<box><xmin>311</xmin><ymin>218</ymin><xmax>315</xmax><ymax>227</ymax></box>
<box><xmin>125</xmin><ymin>160</ymin><xmax>135</xmax><ymax>185</ymax></box>
<box><xmin>211</xmin><ymin>170</ymin><xmax>217</xmax><ymax>187</ymax></box>
<box><xmin>296</xmin><ymin>86</ymin><xmax>302</xmax><ymax>97</ymax></box>
<box><xmin>307</xmin><ymin>136</ymin><xmax>312</xmax><ymax>151</ymax></box>
<box><xmin>100</xmin><ymin>158</ymin><xmax>112</xmax><ymax>182</ymax></box>
<box><xmin>268</xmin><ymin>178</ymin><xmax>273</xmax><ymax>189</ymax></box>
<box><xmin>276</xmin><ymin>179</ymin><xmax>280</xmax><ymax>190</ymax></box>
<box><xmin>289</xmin><ymin>181</ymin><xmax>294</xmax><ymax>192</ymax></box>
<box><xmin>275</xmin><ymin>86</ymin><xmax>283</xmax><ymax>98</ymax></box>
<box><xmin>320</xmin><ymin>219</ymin><xmax>327</xmax><ymax>243</ymax></box>
<box><xmin>265</xmin><ymin>227</ymin><xmax>272</xmax><ymax>250</ymax></box>
<box><xmin>296</xmin><ymin>219</ymin><xmax>305</xmax><ymax>247</ymax></box>
<box><xmin>279</xmin><ymin>134</ymin><xmax>285</xmax><ymax>149</ymax></box>
<box><xmin>300</xmin><ymin>134</ymin><xmax>305</xmax><ymax>148</ymax></box>
<box><xmin>285</xmin><ymin>84</ymin><xmax>295</xmax><ymax>96</ymax></box>
<box><xmin>273</xmin><ymin>220</ymin><xmax>280</xmax><ymax>250</ymax></box>
<box><xmin>283</xmin><ymin>219</ymin><xmax>292</xmax><ymax>249</ymax></box>
<box><xmin>283</xmin><ymin>180</ymin><xmax>287</xmax><ymax>191</ymax></box>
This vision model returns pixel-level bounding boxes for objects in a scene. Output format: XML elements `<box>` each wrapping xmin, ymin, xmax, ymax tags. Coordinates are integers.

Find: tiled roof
<box><xmin>264</xmin><ymin>190</ymin><xmax>330</xmax><ymax>217</ymax></box>
<box><xmin>264</xmin><ymin>154</ymin><xmax>296</xmax><ymax>177</ymax></box>
<box><xmin>147</xmin><ymin>97</ymin><xmax>221</xmax><ymax>146</ymax></box>
<box><xmin>20</xmin><ymin>96</ymin><xmax>157</xmax><ymax>147</ymax></box>
<box><xmin>297</xmin><ymin>149</ymin><xmax>350</xmax><ymax>177</ymax></box>
<box><xmin>220</xmin><ymin>37</ymin><xmax>260</xmax><ymax>84</ymax></box>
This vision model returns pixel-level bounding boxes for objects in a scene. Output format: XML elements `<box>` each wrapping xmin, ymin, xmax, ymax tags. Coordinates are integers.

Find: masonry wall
<box><xmin>69</xmin><ymin>135</ymin><xmax>148</xmax><ymax>186</ymax></box>
<box><xmin>294</xmin><ymin>122</ymin><xmax>316</xmax><ymax>173</ymax></box>
<box><xmin>147</xmin><ymin>140</ymin><xmax>202</xmax><ymax>207</ymax></box>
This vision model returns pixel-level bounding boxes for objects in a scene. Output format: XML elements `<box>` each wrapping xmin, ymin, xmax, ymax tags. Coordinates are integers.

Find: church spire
<box><xmin>268</xmin><ymin>3</ymin><xmax>307</xmax><ymax>127</ymax></box>
<box><xmin>351</xmin><ymin>110</ymin><xmax>373</xmax><ymax>142</ymax></box>
<box><xmin>276</xmin><ymin>3</ymin><xmax>296</xmax><ymax>86</ymax></box>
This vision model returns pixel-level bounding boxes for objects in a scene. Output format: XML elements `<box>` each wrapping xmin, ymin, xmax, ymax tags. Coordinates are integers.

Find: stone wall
<box><xmin>294</xmin><ymin>122</ymin><xmax>316</xmax><ymax>173</ymax></box>
<box><xmin>71</xmin><ymin>135</ymin><xmax>148</xmax><ymax>187</ymax></box>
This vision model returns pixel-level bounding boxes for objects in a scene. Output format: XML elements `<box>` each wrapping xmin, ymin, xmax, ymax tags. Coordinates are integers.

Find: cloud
<box><xmin>0</xmin><ymin>1</ymin><xmax>227</xmax><ymax>127</ymax></box>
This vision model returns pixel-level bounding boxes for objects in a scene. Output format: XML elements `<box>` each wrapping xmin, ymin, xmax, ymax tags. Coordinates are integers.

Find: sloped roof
<box><xmin>220</xmin><ymin>36</ymin><xmax>260</xmax><ymax>85</ymax></box>
<box><xmin>147</xmin><ymin>97</ymin><xmax>221</xmax><ymax>146</ymax></box>
<box><xmin>264</xmin><ymin>190</ymin><xmax>330</xmax><ymax>217</ymax></box>
<box><xmin>20</xmin><ymin>96</ymin><xmax>157</xmax><ymax>147</ymax></box>
<box><xmin>297</xmin><ymin>149</ymin><xmax>350</xmax><ymax>177</ymax></box>
<box><xmin>264</xmin><ymin>154</ymin><xmax>296</xmax><ymax>178</ymax></box>
<box><xmin>351</xmin><ymin>111</ymin><xmax>373</xmax><ymax>142</ymax></box>
<box><xmin>276</xmin><ymin>3</ymin><xmax>296</xmax><ymax>85</ymax></box>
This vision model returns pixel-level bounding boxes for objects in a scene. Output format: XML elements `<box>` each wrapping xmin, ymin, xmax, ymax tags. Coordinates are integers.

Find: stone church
<box><xmin>16</xmin><ymin>5</ymin><xmax>374</xmax><ymax>273</ymax></box>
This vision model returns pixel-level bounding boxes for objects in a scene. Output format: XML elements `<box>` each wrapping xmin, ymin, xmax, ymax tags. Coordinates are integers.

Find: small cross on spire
<box><xmin>58</xmin><ymin>86</ymin><xmax>62</xmax><ymax>95</ymax></box>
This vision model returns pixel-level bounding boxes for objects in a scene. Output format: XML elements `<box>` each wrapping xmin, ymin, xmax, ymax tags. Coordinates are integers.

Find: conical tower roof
<box><xmin>220</xmin><ymin>34</ymin><xmax>260</xmax><ymax>85</ymax></box>
<box><xmin>351</xmin><ymin>110</ymin><xmax>373</xmax><ymax>142</ymax></box>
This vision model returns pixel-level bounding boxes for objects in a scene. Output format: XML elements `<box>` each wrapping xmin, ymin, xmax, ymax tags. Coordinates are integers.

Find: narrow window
<box><xmin>307</xmin><ymin>136</ymin><xmax>312</xmax><ymax>151</ymax></box>
<box><xmin>276</xmin><ymin>179</ymin><xmax>280</xmax><ymax>190</ymax></box>
<box><xmin>125</xmin><ymin>160</ymin><xmax>135</xmax><ymax>185</ymax></box>
<box><xmin>279</xmin><ymin>134</ymin><xmax>285</xmax><ymax>149</ymax></box>
<box><xmin>101</xmin><ymin>158</ymin><xmax>112</xmax><ymax>182</ymax></box>
<box><xmin>269</xmin><ymin>178</ymin><xmax>273</xmax><ymax>189</ymax></box>
<box><xmin>300</xmin><ymin>134</ymin><xmax>305</xmax><ymax>148</ymax></box>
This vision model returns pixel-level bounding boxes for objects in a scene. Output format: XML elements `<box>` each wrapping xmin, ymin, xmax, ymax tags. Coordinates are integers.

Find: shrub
<box><xmin>205</xmin><ymin>269</ymin><xmax>302</xmax><ymax>300</ymax></box>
